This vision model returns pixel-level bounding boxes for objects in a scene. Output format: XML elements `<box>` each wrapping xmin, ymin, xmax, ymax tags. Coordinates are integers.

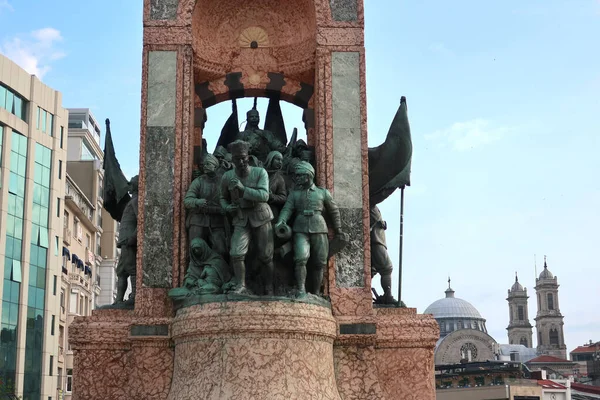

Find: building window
<box><xmin>66</xmin><ymin>369</ymin><xmax>73</xmax><ymax>393</ymax></box>
<box><xmin>60</xmin><ymin>126</ymin><xmax>64</xmax><ymax>148</ymax></box>
<box><xmin>56</xmin><ymin>197</ymin><xmax>61</xmax><ymax>218</ymax></box>
<box><xmin>53</xmin><ymin>275</ymin><xmax>57</xmax><ymax>295</ymax></box>
<box><xmin>549</xmin><ymin>328</ymin><xmax>559</xmax><ymax>345</ymax></box>
<box><xmin>60</xmin><ymin>290</ymin><xmax>65</xmax><ymax>312</ymax></box>
<box><xmin>58</xmin><ymin>160</ymin><xmax>62</xmax><ymax>179</ymax></box>
<box><xmin>520</xmin><ymin>337</ymin><xmax>528</xmax><ymax>347</ymax></box>
<box><xmin>0</xmin><ymin>84</ymin><xmax>27</xmax><ymax>120</ymax></box>
<box><xmin>538</xmin><ymin>331</ymin><xmax>543</xmax><ymax>346</ymax></box>
<box><xmin>49</xmin><ymin>355</ymin><xmax>54</xmax><ymax>376</ymax></box>
<box><xmin>81</xmin><ymin>141</ymin><xmax>96</xmax><ymax>160</ymax></box>
<box><xmin>518</xmin><ymin>305</ymin><xmax>524</xmax><ymax>321</ymax></box>
<box><xmin>51</xmin><ymin>315</ymin><xmax>55</xmax><ymax>335</ymax></box>
<box><xmin>58</xmin><ymin>367</ymin><xmax>63</xmax><ymax>391</ymax></box>
<box><xmin>547</xmin><ymin>293</ymin><xmax>554</xmax><ymax>310</ymax></box>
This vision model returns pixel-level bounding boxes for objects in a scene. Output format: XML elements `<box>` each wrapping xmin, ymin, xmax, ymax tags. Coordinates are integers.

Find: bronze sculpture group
<box><xmin>103</xmin><ymin>96</ymin><xmax>411</xmax><ymax>306</ymax></box>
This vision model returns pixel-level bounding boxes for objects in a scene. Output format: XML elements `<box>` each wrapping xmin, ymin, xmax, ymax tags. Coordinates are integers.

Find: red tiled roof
<box><xmin>572</xmin><ymin>382</ymin><xmax>600</xmax><ymax>395</ymax></box>
<box><xmin>537</xmin><ymin>380</ymin><xmax>566</xmax><ymax>389</ymax></box>
<box><xmin>527</xmin><ymin>355</ymin><xmax>574</xmax><ymax>363</ymax></box>
<box><xmin>571</xmin><ymin>343</ymin><xmax>600</xmax><ymax>354</ymax></box>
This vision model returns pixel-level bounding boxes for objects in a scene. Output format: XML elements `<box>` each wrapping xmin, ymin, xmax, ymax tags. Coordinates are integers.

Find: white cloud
<box><xmin>425</xmin><ymin>119</ymin><xmax>510</xmax><ymax>151</ymax></box>
<box><xmin>0</xmin><ymin>0</ymin><xmax>13</xmax><ymax>14</ymax></box>
<box><xmin>1</xmin><ymin>27</ymin><xmax>65</xmax><ymax>79</ymax></box>
<box><xmin>429</xmin><ymin>42</ymin><xmax>454</xmax><ymax>57</ymax></box>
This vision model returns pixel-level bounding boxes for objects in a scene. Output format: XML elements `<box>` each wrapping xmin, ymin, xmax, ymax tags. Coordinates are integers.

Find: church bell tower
<box><xmin>535</xmin><ymin>258</ymin><xmax>567</xmax><ymax>359</ymax></box>
<box><xmin>506</xmin><ymin>273</ymin><xmax>533</xmax><ymax>348</ymax></box>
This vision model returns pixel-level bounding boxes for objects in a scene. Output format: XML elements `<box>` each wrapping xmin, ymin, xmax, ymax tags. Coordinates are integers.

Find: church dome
<box><xmin>424</xmin><ymin>283</ymin><xmax>483</xmax><ymax>319</ymax></box>
<box><xmin>425</xmin><ymin>280</ymin><xmax>488</xmax><ymax>339</ymax></box>
<box><xmin>538</xmin><ymin>261</ymin><xmax>554</xmax><ymax>280</ymax></box>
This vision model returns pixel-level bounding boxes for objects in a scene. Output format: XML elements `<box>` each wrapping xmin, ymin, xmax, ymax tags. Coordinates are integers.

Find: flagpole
<box><xmin>397</xmin><ymin>186</ymin><xmax>405</xmax><ymax>305</ymax></box>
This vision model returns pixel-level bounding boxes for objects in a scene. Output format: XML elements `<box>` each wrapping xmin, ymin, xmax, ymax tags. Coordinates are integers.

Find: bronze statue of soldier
<box><xmin>236</xmin><ymin>105</ymin><xmax>284</xmax><ymax>163</ymax></box>
<box><xmin>276</xmin><ymin>162</ymin><xmax>343</xmax><ymax>296</ymax></box>
<box><xmin>264</xmin><ymin>150</ymin><xmax>287</xmax><ymax>220</ymax></box>
<box><xmin>184</xmin><ymin>154</ymin><xmax>227</xmax><ymax>257</ymax></box>
<box><xmin>220</xmin><ymin>140</ymin><xmax>275</xmax><ymax>295</ymax></box>
<box><xmin>114</xmin><ymin>175</ymin><xmax>139</xmax><ymax>304</ymax></box>
<box><xmin>370</xmin><ymin>205</ymin><xmax>396</xmax><ymax>304</ymax></box>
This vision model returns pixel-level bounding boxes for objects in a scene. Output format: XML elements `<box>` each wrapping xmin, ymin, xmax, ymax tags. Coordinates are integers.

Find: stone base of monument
<box><xmin>70</xmin><ymin>302</ymin><xmax>438</xmax><ymax>400</ymax></box>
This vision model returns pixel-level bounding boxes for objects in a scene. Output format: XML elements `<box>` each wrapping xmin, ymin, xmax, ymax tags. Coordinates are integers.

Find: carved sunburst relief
<box><xmin>239</xmin><ymin>26</ymin><xmax>269</xmax><ymax>48</ymax></box>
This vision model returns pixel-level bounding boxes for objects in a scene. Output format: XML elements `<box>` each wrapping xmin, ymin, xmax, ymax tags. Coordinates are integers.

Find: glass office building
<box><xmin>0</xmin><ymin>54</ymin><xmax>68</xmax><ymax>400</ymax></box>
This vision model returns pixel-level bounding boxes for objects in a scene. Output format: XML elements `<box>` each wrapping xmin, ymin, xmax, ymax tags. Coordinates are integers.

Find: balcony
<box><xmin>63</xmin><ymin>228</ymin><xmax>72</xmax><ymax>245</ymax></box>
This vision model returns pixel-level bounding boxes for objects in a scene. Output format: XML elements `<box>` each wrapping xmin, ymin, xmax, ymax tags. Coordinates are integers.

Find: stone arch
<box><xmin>195</xmin><ymin>73</ymin><xmax>314</xmax><ymax>110</ymax></box>
<box><xmin>520</xmin><ymin>336</ymin><xmax>528</xmax><ymax>347</ymax></box>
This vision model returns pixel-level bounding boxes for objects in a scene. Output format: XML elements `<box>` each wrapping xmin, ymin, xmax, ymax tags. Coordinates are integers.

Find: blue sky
<box><xmin>1</xmin><ymin>1</ymin><xmax>599</xmax><ymax>353</ymax></box>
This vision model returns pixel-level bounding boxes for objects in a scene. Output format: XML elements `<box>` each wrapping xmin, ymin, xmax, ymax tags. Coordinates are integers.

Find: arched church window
<box><xmin>549</xmin><ymin>328</ymin><xmax>559</xmax><ymax>345</ymax></box>
<box><xmin>460</xmin><ymin>343</ymin><xmax>478</xmax><ymax>362</ymax></box>
<box><xmin>518</xmin><ymin>306</ymin><xmax>524</xmax><ymax>321</ymax></box>
<box><xmin>547</xmin><ymin>293</ymin><xmax>554</xmax><ymax>310</ymax></box>
<box><xmin>538</xmin><ymin>331</ymin><xmax>543</xmax><ymax>346</ymax></box>
<box><xmin>520</xmin><ymin>337</ymin><xmax>528</xmax><ymax>347</ymax></box>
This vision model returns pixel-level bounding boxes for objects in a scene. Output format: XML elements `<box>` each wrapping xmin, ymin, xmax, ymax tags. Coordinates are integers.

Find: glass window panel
<box><xmin>42</xmin><ymin>167</ymin><xmax>50</xmax><ymax>186</ymax></box>
<box><xmin>40</xmin><ymin>228</ymin><xmax>49</xmax><ymax>249</ymax></box>
<box><xmin>9</xmin><ymin>303</ymin><xmax>18</xmax><ymax>326</ymax></box>
<box><xmin>36</xmin><ymin>288</ymin><xmax>45</xmax><ymax>309</ymax></box>
<box><xmin>9</xmin><ymin>281</ymin><xmax>19</xmax><ymax>303</ymax></box>
<box><xmin>18</xmin><ymin>135</ymin><xmax>27</xmax><ymax>156</ymax></box>
<box><xmin>10</xmin><ymin>153</ymin><xmax>19</xmax><ymax>172</ymax></box>
<box><xmin>11</xmin><ymin>134</ymin><xmax>20</xmax><ymax>153</ymax></box>
<box><xmin>40</xmin><ymin>207</ymin><xmax>49</xmax><ymax>227</ymax></box>
<box><xmin>54</xmin><ymin>236</ymin><xmax>59</xmax><ymax>256</ymax></box>
<box><xmin>16</xmin><ymin>176</ymin><xmax>25</xmax><ymax>197</ymax></box>
<box><xmin>41</xmin><ymin>111</ymin><xmax>47</xmax><ymax>133</ymax></box>
<box><xmin>30</xmin><ymin>225</ymin><xmax>39</xmax><ymax>246</ymax></box>
<box><xmin>35</xmin><ymin>145</ymin><xmax>44</xmax><ymax>164</ymax></box>
<box><xmin>1</xmin><ymin>302</ymin><xmax>10</xmax><ymax>324</ymax></box>
<box><xmin>33</xmin><ymin>166</ymin><xmax>41</xmax><ymax>184</ymax></box>
<box><xmin>6</xmin><ymin>91</ymin><xmax>14</xmax><ymax>114</ymax></box>
<box><xmin>13</xmin><ymin>96</ymin><xmax>23</xmax><ymax>120</ymax></box>
<box><xmin>33</xmin><ymin>184</ymin><xmax>42</xmax><ymax>205</ymax></box>
<box><xmin>37</xmin><ymin>267</ymin><xmax>46</xmax><ymax>288</ymax></box>
<box><xmin>38</xmin><ymin>248</ymin><xmax>47</xmax><ymax>267</ymax></box>
<box><xmin>14</xmin><ymin>218</ymin><xmax>23</xmax><ymax>240</ymax></box>
<box><xmin>8</xmin><ymin>173</ymin><xmax>18</xmax><ymax>194</ymax></box>
<box><xmin>29</xmin><ymin>244</ymin><xmax>38</xmax><ymax>266</ymax></box>
<box><xmin>48</xmin><ymin>114</ymin><xmax>54</xmax><ymax>136</ymax></box>
<box><xmin>12</xmin><ymin>260</ymin><xmax>22</xmax><ymax>283</ymax></box>
<box><xmin>41</xmin><ymin>188</ymin><xmax>50</xmax><ymax>206</ymax></box>
<box><xmin>4</xmin><ymin>258</ymin><xmax>12</xmax><ymax>279</ymax></box>
<box><xmin>36</xmin><ymin>107</ymin><xmax>40</xmax><ymax>129</ymax></box>
<box><xmin>17</xmin><ymin>154</ymin><xmax>27</xmax><ymax>177</ymax></box>
<box><xmin>15</xmin><ymin>197</ymin><xmax>24</xmax><ymax>218</ymax></box>
<box><xmin>43</xmin><ymin>147</ymin><xmax>51</xmax><ymax>167</ymax></box>
<box><xmin>6</xmin><ymin>215</ymin><xmax>15</xmax><ymax>236</ymax></box>
<box><xmin>8</xmin><ymin>195</ymin><xmax>16</xmax><ymax>215</ymax></box>
<box><xmin>32</xmin><ymin>204</ymin><xmax>40</xmax><ymax>225</ymax></box>
<box><xmin>29</xmin><ymin>264</ymin><xmax>37</xmax><ymax>284</ymax></box>
<box><xmin>0</xmin><ymin>86</ymin><xmax>6</xmax><ymax>109</ymax></box>
<box><xmin>5</xmin><ymin>237</ymin><xmax>14</xmax><ymax>258</ymax></box>
<box><xmin>12</xmin><ymin>239</ymin><xmax>22</xmax><ymax>260</ymax></box>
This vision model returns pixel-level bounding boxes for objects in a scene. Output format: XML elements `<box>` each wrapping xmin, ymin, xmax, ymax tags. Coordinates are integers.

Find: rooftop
<box><xmin>528</xmin><ymin>355</ymin><xmax>575</xmax><ymax>364</ymax></box>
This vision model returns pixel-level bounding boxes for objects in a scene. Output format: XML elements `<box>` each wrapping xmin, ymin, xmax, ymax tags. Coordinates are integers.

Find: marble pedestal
<box><xmin>70</xmin><ymin>302</ymin><xmax>438</xmax><ymax>400</ymax></box>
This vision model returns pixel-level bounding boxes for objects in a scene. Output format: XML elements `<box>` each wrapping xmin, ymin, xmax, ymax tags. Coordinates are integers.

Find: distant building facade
<box><xmin>55</xmin><ymin>108</ymin><xmax>118</xmax><ymax>398</ymax></box>
<box><xmin>0</xmin><ymin>53</ymin><xmax>68</xmax><ymax>400</ymax></box>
